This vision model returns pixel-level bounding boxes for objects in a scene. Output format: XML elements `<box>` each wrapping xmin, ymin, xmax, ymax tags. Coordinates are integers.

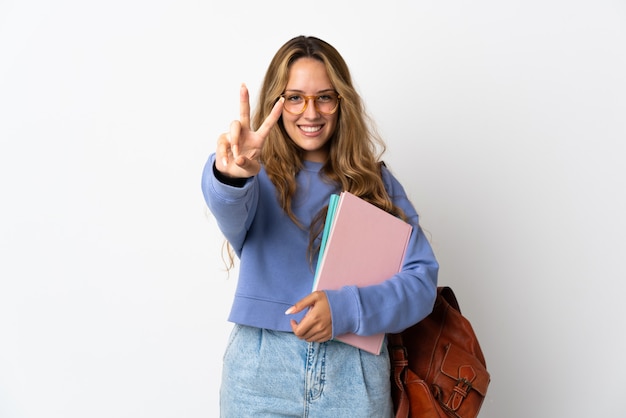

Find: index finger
<box><xmin>284</xmin><ymin>289</ymin><xmax>319</xmax><ymax>315</ymax></box>
<box><xmin>239</xmin><ymin>83</ymin><xmax>251</xmax><ymax>130</ymax></box>
<box><xmin>255</xmin><ymin>96</ymin><xmax>284</xmax><ymax>139</ymax></box>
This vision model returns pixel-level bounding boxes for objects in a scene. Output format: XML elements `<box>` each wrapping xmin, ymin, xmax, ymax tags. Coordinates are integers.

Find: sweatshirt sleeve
<box><xmin>200</xmin><ymin>153</ymin><xmax>258</xmax><ymax>255</ymax></box>
<box><xmin>324</xmin><ymin>168</ymin><xmax>439</xmax><ymax>337</ymax></box>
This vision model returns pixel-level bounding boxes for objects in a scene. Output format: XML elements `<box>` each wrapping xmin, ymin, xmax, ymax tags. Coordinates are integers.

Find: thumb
<box><xmin>234</xmin><ymin>154</ymin><xmax>260</xmax><ymax>174</ymax></box>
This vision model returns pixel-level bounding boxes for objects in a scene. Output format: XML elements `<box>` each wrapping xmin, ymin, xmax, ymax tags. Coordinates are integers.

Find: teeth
<box><xmin>300</xmin><ymin>126</ymin><xmax>322</xmax><ymax>133</ymax></box>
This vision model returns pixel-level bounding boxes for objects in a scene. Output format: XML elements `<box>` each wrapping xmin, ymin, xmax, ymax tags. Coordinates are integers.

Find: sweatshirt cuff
<box><xmin>324</xmin><ymin>286</ymin><xmax>361</xmax><ymax>338</ymax></box>
<box><xmin>212</xmin><ymin>161</ymin><xmax>250</xmax><ymax>188</ymax></box>
<box><xmin>203</xmin><ymin>154</ymin><xmax>253</xmax><ymax>203</ymax></box>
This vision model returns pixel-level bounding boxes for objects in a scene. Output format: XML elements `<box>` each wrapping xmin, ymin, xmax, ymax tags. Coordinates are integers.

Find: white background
<box><xmin>1</xmin><ymin>1</ymin><xmax>625</xmax><ymax>417</ymax></box>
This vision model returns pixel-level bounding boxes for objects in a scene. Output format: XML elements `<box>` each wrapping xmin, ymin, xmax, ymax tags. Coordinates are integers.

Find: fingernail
<box><xmin>222</xmin><ymin>157</ymin><xmax>228</xmax><ymax>167</ymax></box>
<box><xmin>284</xmin><ymin>306</ymin><xmax>294</xmax><ymax>315</ymax></box>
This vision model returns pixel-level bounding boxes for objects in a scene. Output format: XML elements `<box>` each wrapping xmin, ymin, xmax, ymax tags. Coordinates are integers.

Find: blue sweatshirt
<box><xmin>201</xmin><ymin>154</ymin><xmax>439</xmax><ymax>338</ymax></box>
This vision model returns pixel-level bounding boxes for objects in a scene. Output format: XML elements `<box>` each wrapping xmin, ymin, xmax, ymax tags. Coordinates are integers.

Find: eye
<box><xmin>317</xmin><ymin>94</ymin><xmax>334</xmax><ymax>103</ymax></box>
<box><xmin>286</xmin><ymin>94</ymin><xmax>304</xmax><ymax>103</ymax></box>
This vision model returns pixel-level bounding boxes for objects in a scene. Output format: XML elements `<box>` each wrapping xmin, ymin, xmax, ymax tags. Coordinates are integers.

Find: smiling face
<box><xmin>281</xmin><ymin>57</ymin><xmax>338</xmax><ymax>162</ymax></box>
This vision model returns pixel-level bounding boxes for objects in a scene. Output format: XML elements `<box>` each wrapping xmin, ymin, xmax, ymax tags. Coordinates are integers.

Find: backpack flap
<box><xmin>435</xmin><ymin>343</ymin><xmax>490</xmax><ymax>416</ymax></box>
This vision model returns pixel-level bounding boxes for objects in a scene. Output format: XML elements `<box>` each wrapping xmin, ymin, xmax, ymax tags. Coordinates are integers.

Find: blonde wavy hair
<box><xmin>224</xmin><ymin>36</ymin><xmax>406</xmax><ymax>268</ymax></box>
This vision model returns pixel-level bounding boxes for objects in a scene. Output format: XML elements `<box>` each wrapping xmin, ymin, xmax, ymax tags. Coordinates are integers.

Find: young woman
<box><xmin>201</xmin><ymin>35</ymin><xmax>439</xmax><ymax>417</ymax></box>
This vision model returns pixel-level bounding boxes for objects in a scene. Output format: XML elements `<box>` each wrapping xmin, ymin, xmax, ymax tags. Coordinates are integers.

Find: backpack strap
<box><xmin>388</xmin><ymin>332</ymin><xmax>409</xmax><ymax>418</ymax></box>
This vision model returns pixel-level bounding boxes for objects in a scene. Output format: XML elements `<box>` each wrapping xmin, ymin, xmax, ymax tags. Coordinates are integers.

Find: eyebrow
<box><xmin>284</xmin><ymin>88</ymin><xmax>336</xmax><ymax>94</ymax></box>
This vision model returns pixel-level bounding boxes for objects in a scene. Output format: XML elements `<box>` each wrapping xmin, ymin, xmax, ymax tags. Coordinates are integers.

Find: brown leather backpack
<box><xmin>388</xmin><ymin>286</ymin><xmax>490</xmax><ymax>418</ymax></box>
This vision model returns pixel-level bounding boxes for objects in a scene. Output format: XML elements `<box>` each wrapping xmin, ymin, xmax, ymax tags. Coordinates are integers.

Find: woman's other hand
<box><xmin>285</xmin><ymin>291</ymin><xmax>333</xmax><ymax>343</ymax></box>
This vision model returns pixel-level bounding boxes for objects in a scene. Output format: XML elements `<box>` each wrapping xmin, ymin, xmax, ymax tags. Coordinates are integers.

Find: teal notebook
<box><xmin>312</xmin><ymin>193</ymin><xmax>340</xmax><ymax>290</ymax></box>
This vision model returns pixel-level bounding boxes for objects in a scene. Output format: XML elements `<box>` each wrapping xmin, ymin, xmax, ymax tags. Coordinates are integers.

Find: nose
<box><xmin>302</xmin><ymin>97</ymin><xmax>320</xmax><ymax>118</ymax></box>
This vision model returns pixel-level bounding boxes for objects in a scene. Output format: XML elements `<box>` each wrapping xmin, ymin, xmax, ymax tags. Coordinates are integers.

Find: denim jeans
<box><xmin>220</xmin><ymin>325</ymin><xmax>393</xmax><ymax>418</ymax></box>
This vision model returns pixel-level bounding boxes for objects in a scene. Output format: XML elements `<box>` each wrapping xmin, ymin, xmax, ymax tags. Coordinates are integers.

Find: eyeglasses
<box><xmin>280</xmin><ymin>91</ymin><xmax>341</xmax><ymax>115</ymax></box>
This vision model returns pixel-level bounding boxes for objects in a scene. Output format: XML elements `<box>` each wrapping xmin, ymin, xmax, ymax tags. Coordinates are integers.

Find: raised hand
<box><xmin>215</xmin><ymin>84</ymin><xmax>284</xmax><ymax>178</ymax></box>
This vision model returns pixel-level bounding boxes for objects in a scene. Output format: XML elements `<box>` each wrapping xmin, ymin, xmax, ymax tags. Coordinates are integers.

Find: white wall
<box><xmin>1</xmin><ymin>1</ymin><xmax>625</xmax><ymax>417</ymax></box>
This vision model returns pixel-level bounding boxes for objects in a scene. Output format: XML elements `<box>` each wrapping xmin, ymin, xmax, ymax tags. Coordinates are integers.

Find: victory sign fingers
<box><xmin>216</xmin><ymin>85</ymin><xmax>284</xmax><ymax>177</ymax></box>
